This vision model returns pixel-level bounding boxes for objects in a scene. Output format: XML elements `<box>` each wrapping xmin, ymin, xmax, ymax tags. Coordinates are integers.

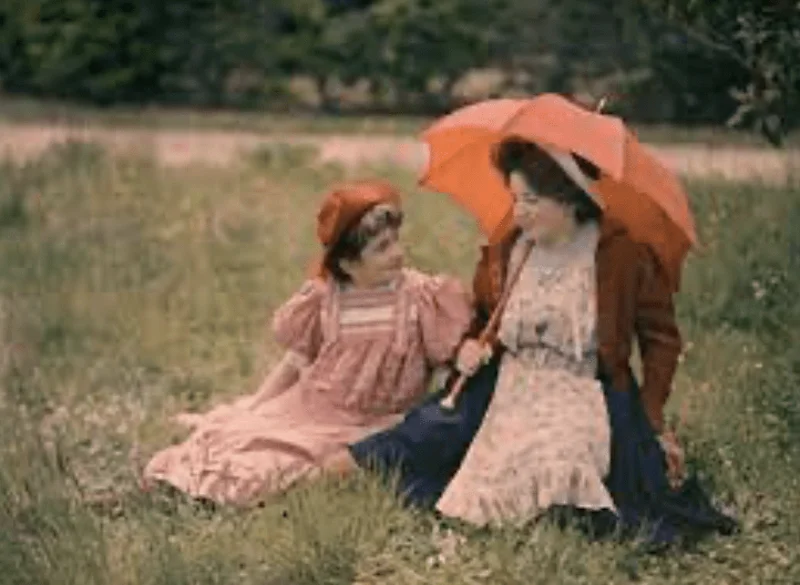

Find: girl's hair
<box><xmin>324</xmin><ymin>203</ymin><xmax>403</xmax><ymax>283</ymax></box>
<box><xmin>493</xmin><ymin>138</ymin><xmax>602</xmax><ymax>225</ymax></box>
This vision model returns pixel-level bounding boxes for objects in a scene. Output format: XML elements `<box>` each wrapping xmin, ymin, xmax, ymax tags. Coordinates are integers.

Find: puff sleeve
<box><xmin>413</xmin><ymin>274</ymin><xmax>473</xmax><ymax>366</ymax></box>
<box><xmin>271</xmin><ymin>279</ymin><xmax>326</xmax><ymax>365</ymax></box>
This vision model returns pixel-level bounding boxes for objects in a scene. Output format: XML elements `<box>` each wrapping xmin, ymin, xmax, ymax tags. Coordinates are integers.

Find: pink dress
<box><xmin>143</xmin><ymin>269</ymin><xmax>472</xmax><ymax>505</ymax></box>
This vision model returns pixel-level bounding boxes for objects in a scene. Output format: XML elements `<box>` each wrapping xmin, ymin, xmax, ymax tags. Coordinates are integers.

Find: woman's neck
<box><xmin>536</xmin><ymin>221</ymin><xmax>579</xmax><ymax>249</ymax></box>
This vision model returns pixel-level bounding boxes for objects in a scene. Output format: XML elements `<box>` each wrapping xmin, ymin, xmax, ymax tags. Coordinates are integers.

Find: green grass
<box><xmin>1</xmin><ymin>140</ymin><xmax>799</xmax><ymax>584</ymax></box>
<box><xmin>0</xmin><ymin>97</ymin><xmax>430</xmax><ymax>136</ymax></box>
<box><xmin>2</xmin><ymin>96</ymin><xmax>798</xmax><ymax>146</ymax></box>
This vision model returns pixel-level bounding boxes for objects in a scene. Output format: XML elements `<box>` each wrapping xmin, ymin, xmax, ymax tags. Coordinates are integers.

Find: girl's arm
<box><xmin>248</xmin><ymin>350</ymin><xmax>306</xmax><ymax>408</ymax></box>
<box><xmin>252</xmin><ymin>277</ymin><xmax>326</xmax><ymax>408</ymax></box>
<box><xmin>173</xmin><ymin>351</ymin><xmax>306</xmax><ymax>429</ymax></box>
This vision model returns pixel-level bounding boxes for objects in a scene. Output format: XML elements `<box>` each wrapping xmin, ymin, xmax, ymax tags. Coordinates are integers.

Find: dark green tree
<box><xmin>646</xmin><ymin>0</ymin><xmax>800</xmax><ymax>145</ymax></box>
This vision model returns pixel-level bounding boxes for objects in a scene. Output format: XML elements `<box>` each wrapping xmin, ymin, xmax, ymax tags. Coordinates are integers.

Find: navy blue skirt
<box><xmin>349</xmin><ymin>355</ymin><xmax>737</xmax><ymax>545</ymax></box>
<box><xmin>601</xmin><ymin>378</ymin><xmax>738</xmax><ymax>545</ymax></box>
<box><xmin>350</xmin><ymin>354</ymin><xmax>501</xmax><ymax>508</ymax></box>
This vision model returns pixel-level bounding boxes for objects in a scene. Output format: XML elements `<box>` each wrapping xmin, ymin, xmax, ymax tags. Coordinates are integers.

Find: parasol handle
<box><xmin>440</xmin><ymin>239</ymin><xmax>535</xmax><ymax>410</ymax></box>
<box><xmin>441</xmin><ymin>95</ymin><xmax>604</xmax><ymax>411</ymax></box>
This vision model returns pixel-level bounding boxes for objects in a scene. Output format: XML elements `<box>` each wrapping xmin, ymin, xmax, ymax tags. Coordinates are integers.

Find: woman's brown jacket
<box><xmin>467</xmin><ymin>218</ymin><xmax>682</xmax><ymax>432</ymax></box>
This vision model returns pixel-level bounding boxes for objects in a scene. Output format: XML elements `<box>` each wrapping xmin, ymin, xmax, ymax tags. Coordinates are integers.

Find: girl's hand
<box><xmin>455</xmin><ymin>339</ymin><xmax>492</xmax><ymax>376</ymax></box>
<box><xmin>172</xmin><ymin>413</ymin><xmax>204</xmax><ymax>429</ymax></box>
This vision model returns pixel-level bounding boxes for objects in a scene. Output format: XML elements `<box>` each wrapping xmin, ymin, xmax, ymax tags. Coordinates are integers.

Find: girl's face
<box><xmin>509</xmin><ymin>171</ymin><xmax>576</xmax><ymax>244</ymax></box>
<box><xmin>341</xmin><ymin>227</ymin><xmax>404</xmax><ymax>289</ymax></box>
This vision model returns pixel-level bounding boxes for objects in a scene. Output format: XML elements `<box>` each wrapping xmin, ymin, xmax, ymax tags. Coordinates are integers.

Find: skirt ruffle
<box><xmin>349</xmin><ymin>357</ymin><xmax>738</xmax><ymax>545</ymax></box>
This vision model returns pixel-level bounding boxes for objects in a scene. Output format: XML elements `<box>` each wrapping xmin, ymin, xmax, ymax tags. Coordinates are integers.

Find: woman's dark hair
<box><xmin>493</xmin><ymin>138</ymin><xmax>602</xmax><ymax>224</ymax></box>
<box><xmin>324</xmin><ymin>203</ymin><xmax>403</xmax><ymax>283</ymax></box>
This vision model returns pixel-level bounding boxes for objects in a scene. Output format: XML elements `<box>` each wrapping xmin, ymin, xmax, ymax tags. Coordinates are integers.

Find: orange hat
<box><xmin>311</xmin><ymin>179</ymin><xmax>402</xmax><ymax>279</ymax></box>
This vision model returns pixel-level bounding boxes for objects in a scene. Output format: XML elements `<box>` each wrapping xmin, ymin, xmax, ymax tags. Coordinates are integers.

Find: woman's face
<box><xmin>341</xmin><ymin>227</ymin><xmax>404</xmax><ymax>288</ymax></box>
<box><xmin>509</xmin><ymin>171</ymin><xmax>576</xmax><ymax>244</ymax></box>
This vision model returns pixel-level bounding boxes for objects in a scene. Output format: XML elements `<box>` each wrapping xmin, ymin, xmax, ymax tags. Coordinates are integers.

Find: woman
<box><xmin>435</xmin><ymin>139</ymin><xmax>614</xmax><ymax>526</ymax></box>
<box><xmin>141</xmin><ymin>179</ymin><xmax>473</xmax><ymax>506</ymax></box>
<box><xmin>343</xmin><ymin>141</ymin><xmax>737</xmax><ymax>544</ymax></box>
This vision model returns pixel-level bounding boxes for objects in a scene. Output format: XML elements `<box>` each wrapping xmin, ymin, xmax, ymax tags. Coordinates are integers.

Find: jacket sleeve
<box><xmin>465</xmin><ymin>245</ymin><xmax>498</xmax><ymax>343</ymax></box>
<box><xmin>634</xmin><ymin>244</ymin><xmax>683</xmax><ymax>433</ymax></box>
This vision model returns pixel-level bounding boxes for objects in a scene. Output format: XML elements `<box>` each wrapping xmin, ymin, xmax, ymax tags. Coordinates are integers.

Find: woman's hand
<box><xmin>455</xmin><ymin>339</ymin><xmax>492</xmax><ymax>376</ymax></box>
<box><xmin>658</xmin><ymin>429</ymin><xmax>686</xmax><ymax>489</ymax></box>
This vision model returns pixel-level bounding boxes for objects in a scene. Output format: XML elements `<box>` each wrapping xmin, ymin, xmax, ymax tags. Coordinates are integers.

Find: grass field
<box><xmin>1</xmin><ymin>140</ymin><xmax>799</xmax><ymax>584</ymax></box>
<box><xmin>2</xmin><ymin>96</ymin><xmax>798</xmax><ymax>147</ymax></box>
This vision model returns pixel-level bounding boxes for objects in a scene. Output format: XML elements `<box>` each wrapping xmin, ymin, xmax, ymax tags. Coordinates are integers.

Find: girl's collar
<box><xmin>340</xmin><ymin>271</ymin><xmax>404</xmax><ymax>293</ymax></box>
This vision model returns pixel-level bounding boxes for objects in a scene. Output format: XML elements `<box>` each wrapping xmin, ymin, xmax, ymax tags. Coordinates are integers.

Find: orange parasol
<box><xmin>419</xmin><ymin>93</ymin><xmax>697</xmax><ymax>292</ymax></box>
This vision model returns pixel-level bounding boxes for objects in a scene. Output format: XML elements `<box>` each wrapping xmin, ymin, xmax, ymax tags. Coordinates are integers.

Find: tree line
<box><xmin>0</xmin><ymin>0</ymin><xmax>796</xmax><ymax>144</ymax></box>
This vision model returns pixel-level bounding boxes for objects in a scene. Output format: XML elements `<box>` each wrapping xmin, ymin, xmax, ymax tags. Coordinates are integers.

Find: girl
<box><xmin>142</xmin><ymin>179</ymin><xmax>473</xmax><ymax>506</ymax></box>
